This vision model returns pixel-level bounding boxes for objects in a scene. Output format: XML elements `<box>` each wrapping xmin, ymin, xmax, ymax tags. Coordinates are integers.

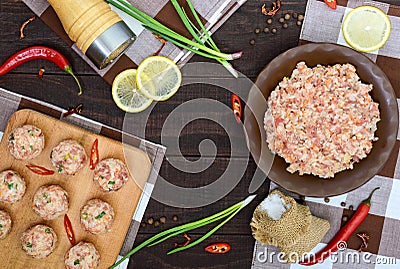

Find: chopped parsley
<box><xmin>27</xmin><ymin>129</ymin><xmax>33</xmax><ymax>135</ymax></box>
<box><xmin>108</xmin><ymin>181</ymin><xmax>115</xmax><ymax>185</ymax></box>
<box><xmin>43</xmin><ymin>193</ymin><xmax>48</xmax><ymax>198</ymax></box>
<box><xmin>0</xmin><ymin>224</ymin><xmax>3</xmax><ymax>229</ymax></box>
<box><xmin>8</xmin><ymin>133</ymin><xmax>14</xmax><ymax>141</ymax></box>
<box><xmin>74</xmin><ymin>259</ymin><xmax>80</xmax><ymax>265</ymax></box>
<box><xmin>347</xmin><ymin>87</ymin><xmax>352</xmax><ymax>90</ymax></box>
<box><xmin>58</xmin><ymin>165</ymin><xmax>63</xmax><ymax>173</ymax></box>
<box><xmin>26</xmin><ymin>242</ymin><xmax>32</xmax><ymax>248</ymax></box>
<box><xmin>30</xmin><ymin>145</ymin><xmax>34</xmax><ymax>151</ymax></box>
<box><xmin>50</xmin><ymin>150</ymin><xmax>53</xmax><ymax>159</ymax></box>
<box><xmin>21</xmin><ymin>146</ymin><xmax>25</xmax><ymax>150</ymax></box>
<box><xmin>82</xmin><ymin>213</ymin><xmax>88</xmax><ymax>220</ymax></box>
<box><xmin>73</xmin><ymin>155</ymin><xmax>78</xmax><ymax>160</ymax></box>
<box><xmin>99</xmin><ymin>175</ymin><xmax>104</xmax><ymax>179</ymax></box>
<box><xmin>64</xmin><ymin>154</ymin><xmax>70</xmax><ymax>160</ymax></box>
<box><xmin>46</xmin><ymin>200</ymin><xmax>51</xmax><ymax>204</ymax></box>
<box><xmin>45</xmin><ymin>228</ymin><xmax>51</xmax><ymax>233</ymax></box>
<box><xmin>7</xmin><ymin>183</ymin><xmax>14</xmax><ymax>190</ymax></box>
<box><xmin>95</xmin><ymin>211</ymin><xmax>106</xmax><ymax>219</ymax></box>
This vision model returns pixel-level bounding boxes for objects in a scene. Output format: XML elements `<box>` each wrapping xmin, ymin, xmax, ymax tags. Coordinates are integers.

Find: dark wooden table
<box><xmin>0</xmin><ymin>0</ymin><xmax>307</xmax><ymax>268</ymax></box>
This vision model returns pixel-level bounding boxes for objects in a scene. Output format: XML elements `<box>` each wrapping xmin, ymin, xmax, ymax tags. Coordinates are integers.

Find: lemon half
<box><xmin>342</xmin><ymin>6</ymin><xmax>391</xmax><ymax>52</ymax></box>
<box><xmin>136</xmin><ymin>56</ymin><xmax>182</xmax><ymax>101</ymax></box>
<box><xmin>112</xmin><ymin>69</ymin><xmax>152</xmax><ymax>113</ymax></box>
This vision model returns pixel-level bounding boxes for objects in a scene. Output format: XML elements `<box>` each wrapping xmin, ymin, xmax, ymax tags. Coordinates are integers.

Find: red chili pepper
<box><xmin>64</xmin><ymin>214</ymin><xmax>75</xmax><ymax>245</ymax></box>
<box><xmin>26</xmin><ymin>165</ymin><xmax>55</xmax><ymax>175</ymax></box>
<box><xmin>324</xmin><ymin>0</ymin><xmax>337</xmax><ymax>10</ymax></box>
<box><xmin>231</xmin><ymin>94</ymin><xmax>242</xmax><ymax>123</ymax></box>
<box><xmin>153</xmin><ymin>34</ymin><xmax>167</xmax><ymax>56</ymax></box>
<box><xmin>299</xmin><ymin>187</ymin><xmax>379</xmax><ymax>266</ymax></box>
<box><xmin>89</xmin><ymin>138</ymin><xmax>99</xmax><ymax>170</ymax></box>
<box><xmin>205</xmin><ymin>242</ymin><xmax>231</xmax><ymax>254</ymax></box>
<box><xmin>0</xmin><ymin>46</ymin><xmax>82</xmax><ymax>95</ymax></box>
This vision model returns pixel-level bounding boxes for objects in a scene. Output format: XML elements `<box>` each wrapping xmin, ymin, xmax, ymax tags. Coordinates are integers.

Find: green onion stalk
<box><xmin>170</xmin><ymin>0</ymin><xmax>239</xmax><ymax>77</ymax></box>
<box><xmin>106</xmin><ymin>0</ymin><xmax>242</xmax><ymax>77</ymax></box>
<box><xmin>109</xmin><ymin>195</ymin><xmax>256</xmax><ymax>269</ymax></box>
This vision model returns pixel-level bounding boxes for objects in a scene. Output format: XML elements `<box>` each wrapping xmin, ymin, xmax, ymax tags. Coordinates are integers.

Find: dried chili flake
<box><xmin>19</xmin><ymin>16</ymin><xmax>36</xmax><ymax>39</ymax></box>
<box><xmin>174</xmin><ymin>233</ymin><xmax>191</xmax><ymax>247</ymax></box>
<box><xmin>63</xmin><ymin>104</ymin><xmax>83</xmax><ymax>118</ymax></box>
<box><xmin>153</xmin><ymin>34</ymin><xmax>167</xmax><ymax>56</ymax></box>
<box><xmin>38</xmin><ymin>67</ymin><xmax>45</xmax><ymax>80</ymax></box>
<box><xmin>261</xmin><ymin>0</ymin><xmax>281</xmax><ymax>16</ymax></box>
<box><xmin>357</xmin><ymin>233</ymin><xmax>370</xmax><ymax>252</ymax></box>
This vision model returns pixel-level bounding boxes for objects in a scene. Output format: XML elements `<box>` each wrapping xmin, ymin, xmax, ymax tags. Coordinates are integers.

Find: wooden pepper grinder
<box><xmin>47</xmin><ymin>0</ymin><xmax>136</xmax><ymax>69</ymax></box>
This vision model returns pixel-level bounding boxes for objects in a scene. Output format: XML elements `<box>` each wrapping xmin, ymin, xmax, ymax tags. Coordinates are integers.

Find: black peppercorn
<box><xmin>147</xmin><ymin>217</ymin><xmax>154</xmax><ymax>225</ymax></box>
<box><xmin>160</xmin><ymin>216</ymin><xmax>167</xmax><ymax>224</ymax></box>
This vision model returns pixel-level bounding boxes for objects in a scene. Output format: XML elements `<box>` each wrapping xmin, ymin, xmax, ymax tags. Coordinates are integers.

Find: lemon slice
<box><xmin>342</xmin><ymin>6</ymin><xmax>391</xmax><ymax>52</ymax></box>
<box><xmin>112</xmin><ymin>69</ymin><xmax>152</xmax><ymax>113</ymax></box>
<box><xmin>136</xmin><ymin>56</ymin><xmax>182</xmax><ymax>101</ymax></box>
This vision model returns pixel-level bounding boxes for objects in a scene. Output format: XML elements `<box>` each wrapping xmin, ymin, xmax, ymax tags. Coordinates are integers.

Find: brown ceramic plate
<box><xmin>244</xmin><ymin>43</ymin><xmax>398</xmax><ymax>197</ymax></box>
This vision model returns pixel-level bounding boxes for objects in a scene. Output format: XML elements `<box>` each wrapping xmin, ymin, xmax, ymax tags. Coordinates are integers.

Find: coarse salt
<box><xmin>259</xmin><ymin>193</ymin><xmax>292</xmax><ymax>220</ymax></box>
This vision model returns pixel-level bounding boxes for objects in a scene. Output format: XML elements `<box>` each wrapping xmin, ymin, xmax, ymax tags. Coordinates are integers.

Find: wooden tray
<box><xmin>0</xmin><ymin>109</ymin><xmax>151</xmax><ymax>269</ymax></box>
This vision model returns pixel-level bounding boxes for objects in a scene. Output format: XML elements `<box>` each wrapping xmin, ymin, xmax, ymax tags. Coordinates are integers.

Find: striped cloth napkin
<box><xmin>0</xmin><ymin>87</ymin><xmax>166</xmax><ymax>269</ymax></box>
<box><xmin>252</xmin><ymin>0</ymin><xmax>400</xmax><ymax>268</ymax></box>
<box><xmin>21</xmin><ymin>0</ymin><xmax>245</xmax><ymax>84</ymax></box>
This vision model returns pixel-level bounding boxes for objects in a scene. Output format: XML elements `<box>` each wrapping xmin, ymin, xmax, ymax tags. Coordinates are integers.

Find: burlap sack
<box><xmin>280</xmin><ymin>216</ymin><xmax>331</xmax><ymax>263</ymax></box>
<box><xmin>250</xmin><ymin>189</ymin><xmax>312</xmax><ymax>248</ymax></box>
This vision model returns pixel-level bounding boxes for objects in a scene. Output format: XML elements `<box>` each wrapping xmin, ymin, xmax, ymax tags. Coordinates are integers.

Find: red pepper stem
<box><xmin>363</xmin><ymin>187</ymin><xmax>380</xmax><ymax>206</ymax></box>
<box><xmin>64</xmin><ymin>66</ymin><xmax>82</xmax><ymax>95</ymax></box>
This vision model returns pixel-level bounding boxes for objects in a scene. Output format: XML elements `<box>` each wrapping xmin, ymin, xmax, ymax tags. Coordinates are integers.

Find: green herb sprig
<box><xmin>106</xmin><ymin>0</ymin><xmax>241</xmax><ymax>77</ymax></box>
<box><xmin>110</xmin><ymin>195</ymin><xmax>256</xmax><ymax>268</ymax></box>
<box><xmin>95</xmin><ymin>211</ymin><xmax>106</xmax><ymax>220</ymax></box>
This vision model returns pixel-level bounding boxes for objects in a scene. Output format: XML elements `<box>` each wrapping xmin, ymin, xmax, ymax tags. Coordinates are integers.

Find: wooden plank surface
<box><xmin>1</xmin><ymin>0</ymin><xmax>397</xmax><ymax>268</ymax></box>
<box><xmin>0</xmin><ymin>110</ymin><xmax>151</xmax><ymax>268</ymax></box>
